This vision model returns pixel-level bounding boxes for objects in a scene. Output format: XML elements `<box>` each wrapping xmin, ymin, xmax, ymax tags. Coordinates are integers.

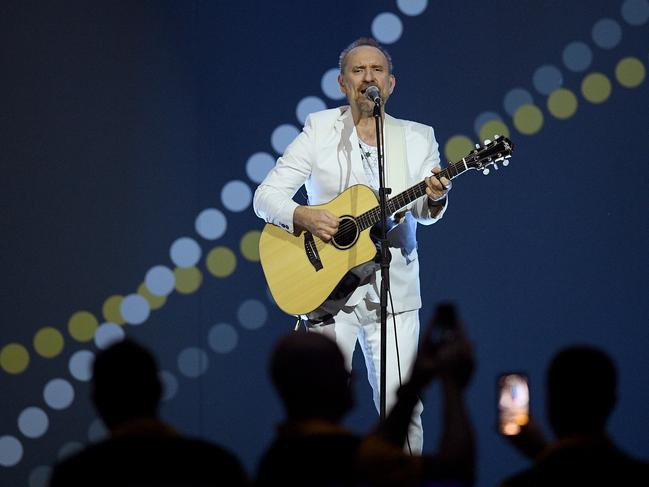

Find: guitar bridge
<box><xmin>304</xmin><ymin>232</ymin><xmax>323</xmax><ymax>271</ymax></box>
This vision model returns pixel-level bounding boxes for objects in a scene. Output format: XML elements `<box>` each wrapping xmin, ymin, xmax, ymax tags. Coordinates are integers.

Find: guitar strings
<box><xmin>326</xmin><ymin>179</ymin><xmax>435</xmax><ymax>242</ymax></box>
<box><xmin>311</xmin><ymin>141</ymin><xmax>512</xmax><ymax>244</ymax></box>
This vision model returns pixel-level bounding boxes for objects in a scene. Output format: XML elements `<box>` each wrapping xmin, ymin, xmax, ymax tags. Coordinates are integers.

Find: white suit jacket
<box><xmin>254</xmin><ymin>106</ymin><xmax>447</xmax><ymax>313</ymax></box>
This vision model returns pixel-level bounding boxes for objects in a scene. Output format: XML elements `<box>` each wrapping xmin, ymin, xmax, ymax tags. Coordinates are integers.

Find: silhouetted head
<box><xmin>547</xmin><ymin>345</ymin><xmax>617</xmax><ymax>438</ymax></box>
<box><xmin>270</xmin><ymin>331</ymin><xmax>353</xmax><ymax>422</ymax></box>
<box><xmin>91</xmin><ymin>339</ymin><xmax>162</xmax><ymax>430</ymax></box>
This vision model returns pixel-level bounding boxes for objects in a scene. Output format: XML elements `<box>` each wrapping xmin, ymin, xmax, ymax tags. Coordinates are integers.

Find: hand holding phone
<box><xmin>410</xmin><ymin>302</ymin><xmax>473</xmax><ymax>390</ymax></box>
<box><xmin>498</xmin><ymin>373</ymin><xmax>530</xmax><ymax>436</ymax></box>
<box><xmin>428</xmin><ymin>302</ymin><xmax>458</xmax><ymax>345</ymax></box>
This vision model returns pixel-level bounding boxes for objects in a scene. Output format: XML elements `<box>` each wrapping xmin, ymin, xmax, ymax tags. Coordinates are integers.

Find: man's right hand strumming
<box><xmin>293</xmin><ymin>206</ymin><xmax>340</xmax><ymax>242</ymax></box>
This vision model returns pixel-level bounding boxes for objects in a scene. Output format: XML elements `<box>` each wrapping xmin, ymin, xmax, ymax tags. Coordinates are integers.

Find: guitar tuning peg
<box><xmin>475</xmin><ymin>143</ymin><xmax>481</xmax><ymax>149</ymax></box>
<box><xmin>502</xmin><ymin>159</ymin><xmax>509</xmax><ymax>167</ymax></box>
<box><xmin>482</xmin><ymin>168</ymin><xmax>490</xmax><ymax>175</ymax></box>
<box><xmin>493</xmin><ymin>163</ymin><xmax>499</xmax><ymax>170</ymax></box>
<box><xmin>483</xmin><ymin>139</ymin><xmax>492</xmax><ymax>145</ymax></box>
<box><xmin>494</xmin><ymin>134</ymin><xmax>500</xmax><ymax>139</ymax></box>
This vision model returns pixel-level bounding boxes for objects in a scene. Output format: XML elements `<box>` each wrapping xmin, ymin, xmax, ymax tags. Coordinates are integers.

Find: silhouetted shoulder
<box><xmin>256</xmin><ymin>432</ymin><xmax>360</xmax><ymax>487</ymax></box>
<box><xmin>50</xmin><ymin>435</ymin><xmax>248</xmax><ymax>487</ymax></box>
<box><xmin>256</xmin><ymin>431</ymin><xmax>428</xmax><ymax>487</ymax></box>
<box><xmin>501</xmin><ymin>440</ymin><xmax>649</xmax><ymax>487</ymax></box>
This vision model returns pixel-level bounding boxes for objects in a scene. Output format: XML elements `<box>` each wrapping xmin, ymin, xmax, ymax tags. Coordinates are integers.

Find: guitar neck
<box><xmin>357</xmin><ymin>158</ymin><xmax>471</xmax><ymax>230</ymax></box>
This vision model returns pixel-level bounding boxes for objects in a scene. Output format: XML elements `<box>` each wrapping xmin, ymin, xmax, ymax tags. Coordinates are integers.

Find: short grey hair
<box><xmin>338</xmin><ymin>37</ymin><xmax>394</xmax><ymax>73</ymax></box>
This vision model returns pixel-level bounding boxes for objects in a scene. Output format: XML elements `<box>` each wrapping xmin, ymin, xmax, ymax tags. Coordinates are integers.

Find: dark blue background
<box><xmin>2</xmin><ymin>1</ymin><xmax>648</xmax><ymax>485</ymax></box>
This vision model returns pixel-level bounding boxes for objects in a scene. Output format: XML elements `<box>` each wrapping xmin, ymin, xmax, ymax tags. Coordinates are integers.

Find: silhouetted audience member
<box><xmin>256</xmin><ymin>303</ymin><xmax>475</xmax><ymax>486</ymax></box>
<box><xmin>49</xmin><ymin>339</ymin><xmax>248</xmax><ymax>486</ymax></box>
<box><xmin>500</xmin><ymin>345</ymin><xmax>649</xmax><ymax>487</ymax></box>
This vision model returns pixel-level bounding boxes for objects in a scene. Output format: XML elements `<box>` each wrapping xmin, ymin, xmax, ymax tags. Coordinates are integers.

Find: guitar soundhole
<box><xmin>332</xmin><ymin>215</ymin><xmax>359</xmax><ymax>250</ymax></box>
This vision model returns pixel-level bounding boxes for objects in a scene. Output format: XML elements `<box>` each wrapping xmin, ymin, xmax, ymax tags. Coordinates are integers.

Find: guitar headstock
<box><xmin>463</xmin><ymin>135</ymin><xmax>514</xmax><ymax>175</ymax></box>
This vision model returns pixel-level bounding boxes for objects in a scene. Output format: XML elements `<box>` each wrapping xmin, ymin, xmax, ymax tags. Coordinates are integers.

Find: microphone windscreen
<box><xmin>365</xmin><ymin>86</ymin><xmax>380</xmax><ymax>102</ymax></box>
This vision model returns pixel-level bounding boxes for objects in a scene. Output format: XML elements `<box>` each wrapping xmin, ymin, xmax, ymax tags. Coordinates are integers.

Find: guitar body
<box><xmin>259</xmin><ymin>185</ymin><xmax>379</xmax><ymax>316</ymax></box>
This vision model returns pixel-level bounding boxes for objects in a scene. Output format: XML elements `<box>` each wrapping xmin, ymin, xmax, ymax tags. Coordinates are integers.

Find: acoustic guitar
<box><xmin>259</xmin><ymin>135</ymin><xmax>514</xmax><ymax>315</ymax></box>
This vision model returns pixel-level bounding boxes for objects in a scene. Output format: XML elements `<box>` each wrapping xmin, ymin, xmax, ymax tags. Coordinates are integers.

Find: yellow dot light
<box><xmin>479</xmin><ymin>120</ymin><xmax>510</xmax><ymax>144</ymax></box>
<box><xmin>581</xmin><ymin>72</ymin><xmax>612</xmax><ymax>104</ymax></box>
<box><xmin>33</xmin><ymin>327</ymin><xmax>65</xmax><ymax>358</ymax></box>
<box><xmin>615</xmin><ymin>57</ymin><xmax>646</xmax><ymax>88</ymax></box>
<box><xmin>240</xmin><ymin>231</ymin><xmax>262</xmax><ymax>262</ymax></box>
<box><xmin>547</xmin><ymin>88</ymin><xmax>578</xmax><ymax>119</ymax></box>
<box><xmin>1</xmin><ymin>343</ymin><xmax>30</xmax><ymax>374</ymax></box>
<box><xmin>206</xmin><ymin>246</ymin><xmax>237</xmax><ymax>278</ymax></box>
<box><xmin>513</xmin><ymin>104</ymin><xmax>544</xmax><ymax>135</ymax></box>
<box><xmin>102</xmin><ymin>295</ymin><xmax>125</xmax><ymax>325</ymax></box>
<box><xmin>444</xmin><ymin>135</ymin><xmax>474</xmax><ymax>164</ymax></box>
<box><xmin>174</xmin><ymin>267</ymin><xmax>203</xmax><ymax>294</ymax></box>
<box><xmin>68</xmin><ymin>311</ymin><xmax>99</xmax><ymax>342</ymax></box>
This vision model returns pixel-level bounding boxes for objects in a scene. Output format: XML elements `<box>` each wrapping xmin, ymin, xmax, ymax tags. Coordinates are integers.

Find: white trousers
<box><xmin>308</xmin><ymin>298</ymin><xmax>423</xmax><ymax>454</ymax></box>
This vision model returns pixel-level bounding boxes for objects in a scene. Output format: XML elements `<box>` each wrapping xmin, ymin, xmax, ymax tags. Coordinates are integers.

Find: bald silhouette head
<box><xmin>547</xmin><ymin>345</ymin><xmax>617</xmax><ymax>438</ymax></box>
<box><xmin>270</xmin><ymin>332</ymin><xmax>353</xmax><ymax>422</ymax></box>
<box><xmin>91</xmin><ymin>339</ymin><xmax>162</xmax><ymax>430</ymax></box>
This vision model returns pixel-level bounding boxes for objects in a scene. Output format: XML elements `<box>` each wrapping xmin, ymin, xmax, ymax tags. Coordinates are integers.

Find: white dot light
<box><xmin>160</xmin><ymin>370</ymin><xmax>179</xmax><ymax>401</ymax></box>
<box><xmin>221</xmin><ymin>180</ymin><xmax>252</xmax><ymax>212</ymax></box>
<box><xmin>237</xmin><ymin>299</ymin><xmax>268</xmax><ymax>330</ymax></box>
<box><xmin>94</xmin><ymin>322</ymin><xmax>125</xmax><ymax>349</ymax></box>
<box><xmin>270</xmin><ymin>124</ymin><xmax>300</xmax><ymax>155</ymax></box>
<box><xmin>177</xmin><ymin>347</ymin><xmax>209</xmax><ymax>378</ymax></box>
<box><xmin>0</xmin><ymin>436</ymin><xmax>23</xmax><ymax>467</ymax></box>
<box><xmin>321</xmin><ymin>68</ymin><xmax>344</xmax><ymax>100</ymax></box>
<box><xmin>296</xmin><ymin>96</ymin><xmax>327</xmax><ymax>125</ymax></box>
<box><xmin>195</xmin><ymin>208</ymin><xmax>227</xmax><ymax>240</ymax></box>
<box><xmin>246</xmin><ymin>152</ymin><xmax>276</xmax><ymax>184</ymax></box>
<box><xmin>18</xmin><ymin>407</ymin><xmax>49</xmax><ymax>439</ymax></box>
<box><xmin>503</xmin><ymin>89</ymin><xmax>533</xmax><ymax>117</ymax></box>
<box><xmin>43</xmin><ymin>378</ymin><xmax>75</xmax><ymax>410</ymax></box>
<box><xmin>592</xmin><ymin>18</ymin><xmax>622</xmax><ymax>49</ymax></box>
<box><xmin>397</xmin><ymin>0</ymin><xmax>428</xmax><ymax>16</ymax></box>
<box><xmin>120</xmin><ymin>294</ymin><xmax>151</xmax><ymax>325</ymax></box>
<box><xmin>170</xmin><ymin>237</ymin><xmax>201</xmax><ymax>268</ymax></box>
<box><xmin>562</xmin><ymin>41</ymin><xmax>593</xmax><ymax>72</ymax></box>
<box><xmin>622</xmin><ymin>0</ymin><xmax>649</xmax><ymax>25</ymax></box>
<box><xmin>69</xmin><ymin>350</ymin><xmax>94</xmax><ymax>382</ymax></box>
<box><xmin>144</xmin><ymin>265</ymin><xmax>175</xmax><ymax>297</ymax></box>
<box><xmin>208</xmin><ymin>323</ymin><xmax>239</xmax><ymax>354</ymax></box>
<box><xmin>532</xmin><ymin>65</ymin><xmax>563</xmax><ymax>95</ymax></box>
<box><xmin>372</xmin><ymin>12</ymin><xmax>403</xmax><ymax>44</ymax></box>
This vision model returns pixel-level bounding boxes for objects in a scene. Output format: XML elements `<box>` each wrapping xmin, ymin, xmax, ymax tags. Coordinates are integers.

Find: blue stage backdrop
<box><xmin>2</xmin><ymin>1</ymin><xmax>648</xmax><ymax>485</ymax></box>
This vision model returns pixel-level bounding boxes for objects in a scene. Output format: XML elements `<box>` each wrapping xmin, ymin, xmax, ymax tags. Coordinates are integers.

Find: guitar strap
<box><xmin>384</xmin><ymin>115</ymin><xmax>408</xmax><ymax>196</ymax></box>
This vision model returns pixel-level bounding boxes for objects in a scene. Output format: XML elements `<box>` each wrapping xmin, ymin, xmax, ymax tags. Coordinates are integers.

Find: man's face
<box><xmin>338</xmin><ymin>45</ymin><xmax>395</xmax><ymax>114</ymax></box>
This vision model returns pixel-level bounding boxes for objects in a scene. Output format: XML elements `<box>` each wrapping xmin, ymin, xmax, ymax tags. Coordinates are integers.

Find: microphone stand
<box><xmin>373</xmin><ymin>98</ymin><xmax>390</xmax><ymax>423</ymax></box>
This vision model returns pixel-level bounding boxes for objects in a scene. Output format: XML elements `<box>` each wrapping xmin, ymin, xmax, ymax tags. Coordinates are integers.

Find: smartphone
<box><xmin>429</xmin><ymin>302</ymin><xmax>457</xmax><ymax>344</ymax></box>
<box><xmin>497</xmin><ymin>373</ymin><xmax>530</xmax><ymax>436</ymax></box>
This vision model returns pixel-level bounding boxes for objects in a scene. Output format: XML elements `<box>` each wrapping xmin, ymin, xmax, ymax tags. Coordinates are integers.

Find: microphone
<box><xmin>364</xmin><ymin>85</ymin><xmax>381</xmax><ymax>104</ymax></box>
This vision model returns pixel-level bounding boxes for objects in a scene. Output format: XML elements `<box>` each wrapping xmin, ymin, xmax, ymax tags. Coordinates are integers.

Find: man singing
<box><xmin>254</xmin><ymin>37</ymin><xmax>451</xmax><ymax>453</ymax></box>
